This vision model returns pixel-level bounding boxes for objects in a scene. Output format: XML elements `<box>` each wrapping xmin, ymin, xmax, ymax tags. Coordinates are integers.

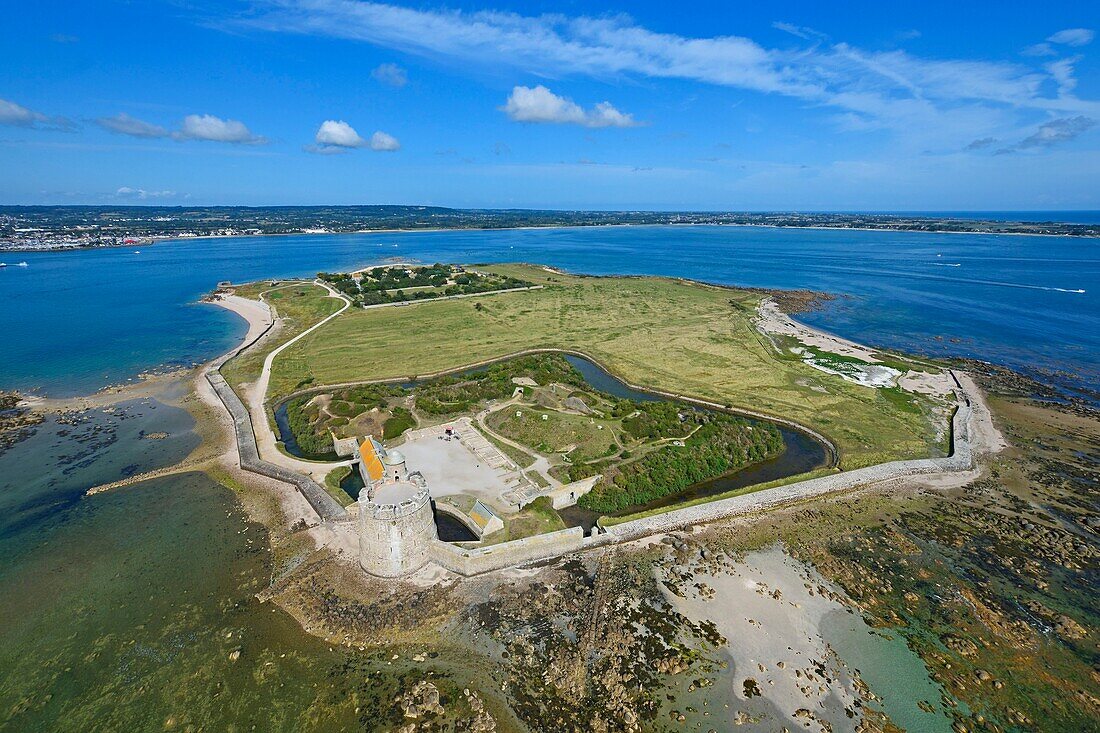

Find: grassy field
<box><xmin>269</xmin><ymin>264</ymin><xmax>941</xmax><ymax>469</ymax></box>
<box><xmin>221</xmin><ymin>281</ymin><xmax>343</xmax><ymax>391</ymax></box>
<box><xmin>487</xmin><ymin>406</ymin><xmax>619</xmax><ymax>462</ymax></box>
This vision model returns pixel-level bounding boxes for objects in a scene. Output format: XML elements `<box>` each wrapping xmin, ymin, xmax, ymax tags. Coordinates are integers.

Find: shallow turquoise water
<box><xmin>820</xmin><ymin>609</ymin><xmax>957</xmax><ymax>733</ymax></box>
<box><xmin>3</xmin><ymin>226</ymin><xmax>1097</xmax><ymax>398</ymax></box>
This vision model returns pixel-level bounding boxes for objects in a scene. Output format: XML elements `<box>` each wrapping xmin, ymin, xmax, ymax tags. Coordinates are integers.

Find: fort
<box><xmin>353</xmin><ymin>436</ymin><xmax>437</xmax><ymax>576</ymax></box>
<box><xmin>346</xmin><ymin>379</ymin><xmax>983</xmax><ymax>577</ymax></box>
<box><xmin>203</xmin><ymin>264</ymin><xmax>1005</xmax><ymax>581</ymax></box>
<box><xmin>345</xmin><ymin>422</ymin><xmax>583</xmax><ymax>577</ymax></box>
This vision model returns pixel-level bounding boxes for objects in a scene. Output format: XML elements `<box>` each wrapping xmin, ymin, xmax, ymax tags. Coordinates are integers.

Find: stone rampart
<box><xmin>206</xmin><ymin>368</ymin><xmax>347</xmax><ymax>522</ymax></box>
<box><xmin>428</xmin><ymin>527</ymin><xmax>587</xmax><ymax>576</ymax></box>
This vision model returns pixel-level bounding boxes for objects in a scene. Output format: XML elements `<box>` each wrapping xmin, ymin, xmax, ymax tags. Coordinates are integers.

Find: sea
<box><xmin>1</xmin><ymin>224</ymin><xmax>1098</xmax><ymax>730</ymax></box>
<box><xmin>3</xmin><ymin>225</ymin><xmax>1098</xmax><ymax>398</ymax></box>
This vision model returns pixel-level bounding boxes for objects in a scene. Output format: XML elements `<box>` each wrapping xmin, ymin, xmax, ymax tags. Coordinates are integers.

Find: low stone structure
<box><xmin>469</xmin><ymin>500</ymin><xmax>504</xmax><ymax>536</ymax></box>
<box><xmin>429</xmin><ymin>527</ymin><xmax>587</xmax><ymax>576</ymax></box>
<box><xmin>542</xmin><ymin>475</ymin><xmax>601</xmax><ymax>509</ymax></box>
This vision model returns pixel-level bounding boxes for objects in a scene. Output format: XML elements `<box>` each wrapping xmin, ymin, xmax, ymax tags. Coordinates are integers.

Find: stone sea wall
<box><xmin>206</xmin><ymin>368</ymin><xmax>348</xmax><ymax>521</ymax></box>
<box><xmin>429</xmin><ymin>527</ymin><xmax>588</xmax><ymax>576</ymax></box>
<box><xmin>204</xmin><ymin>305</ymin><xmax>348</xmax><ymax>522</ymax></box>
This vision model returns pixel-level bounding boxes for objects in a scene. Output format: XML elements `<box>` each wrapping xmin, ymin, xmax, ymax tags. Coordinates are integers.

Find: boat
<box><xmin>0</xmin><ymin>263</ymin><xmax>6</xmax><ymax>268</ymax></box>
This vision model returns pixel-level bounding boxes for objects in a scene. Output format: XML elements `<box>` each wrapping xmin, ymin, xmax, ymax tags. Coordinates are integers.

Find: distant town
<box><xmin>1</xmin><ymin>205</ymin><xmax>1097</xmax><ymax>251</ymax></box>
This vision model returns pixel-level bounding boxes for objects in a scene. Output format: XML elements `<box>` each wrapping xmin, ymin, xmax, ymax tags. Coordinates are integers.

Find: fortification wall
<box><xmin>428</xmin><ymin>527</ymin><xmax>587</xmax><ymax>576</ymax></box>
<box><xmin>603</xmin><ymin>404</ymin><xmax>973</xmax><ymax>542</ymax></box>
<box><xmin>205</xmin><ymin>368</ymin><xmax>347</xmax><ymax>521</ymax></box>
<box><xmin>359</xmin><ymin>492</ymin><xmax>438</xmax><ymax>577</ymax></box>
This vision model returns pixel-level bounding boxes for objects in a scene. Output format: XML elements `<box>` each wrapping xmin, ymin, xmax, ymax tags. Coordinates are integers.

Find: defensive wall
<box><xmin>424</xmin><ymin>378</ymin><xmax>980</xmax><ymax>577</ymax></box>
<box><xmin>428</xmin><ymin>527</ymin><xmax>589</xmax><ymax>576</ymax></box>
<box><xmin>204</xmin><ymin>297</ymin><xmax>348</xmax><ymax>522</ymax></box>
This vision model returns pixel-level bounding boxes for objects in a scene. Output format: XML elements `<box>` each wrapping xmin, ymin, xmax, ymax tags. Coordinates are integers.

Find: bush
<box><xmin>383</xmin><ymin>407</ymin><xmax>416</xmax><ymax>439</ymax></box>
<box><xmin>285</xmin><ymin>397</ymin><xmax>337</xmax><ymax>456</ymax></box>
<box><xmin>577</xmin><ymin>418</ymin><xmax>783</xmax><ymax>513</ymax></box>
<box><xmin>415</xmin><ymin>354</ymin><xmax>584</xmax><ymax>416</ymax></box>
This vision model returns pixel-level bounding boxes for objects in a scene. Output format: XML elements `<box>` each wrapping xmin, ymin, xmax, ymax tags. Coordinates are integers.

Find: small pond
<box><xmin>339</xmin><ymin>468</ymin><xmax>365</xmax><ymax>499</ymax></box>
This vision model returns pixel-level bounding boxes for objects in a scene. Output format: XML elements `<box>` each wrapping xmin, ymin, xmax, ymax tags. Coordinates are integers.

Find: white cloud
<box><xmin>369</xmin><ymin>130</ymin><xmax>400</xmax><ymax>150</ymax></box>
<box><xmin>1022</xmin><ymin>43</ymin><xmax>1056</xmax><ymax>57</ymax></box>
<box><xmin>772</xmin><ymin>22</ymin><xmax>827</xmax><ymax>42</ymax></box>
<box><xmin>96</xmin><ymin>112</ymin><xmax>169</xmax><ymax>138</ymax></box>
<box><xmin>240</xmin><ymin>2</ymin><xmax>1100</xmax><ymax>149</ymax></box>
<box><xmin>115</xmin><ymin>187</ymin><xmax>176</xmax><ymax>199</ymax></box>
<box><xmin>309</xmin><ymin>120</ymin><xmax>399</xmax><ymax>152</ymax></box>
<box><xmin>502</xmin><ymin>85</ymin><xmax>638</xmax><ymax>128</ymax></box>
<box><xmin>0</xmin><ymin>98</ymin><xmax>45</xmax><ymax>127</ymax></box>
<box><xmin>1046</xmin><ymin>57</ymin><xmax>1081</xmax><ymax>97</ymax></box>
<box><xmin>173</xmin><ymin>114</ymin><xmax>266</xmax><ymax>144</ymax></box>
<box><xmin>1047</xmin><ymin>28</ymin><xmax>1095</xmax><ymax>47</ymax></box>
<box><xmin>94</xmin><ymin>112</ymin><xmax>264</xmax><ymax>144</ymax></box>
<box><xmin>0</xmin><ymin>97</ymin><xmax>73</xmax><ymax>130</ymax></box>
<box><xmin>371</xmin><ymin>62</ymin><xmax>407</xmax><ymax>87</ymax></box>
<box><xmin>315</xmin><ymin>119</ymin><xmax>366</xmax><ymax>147</ymax></box>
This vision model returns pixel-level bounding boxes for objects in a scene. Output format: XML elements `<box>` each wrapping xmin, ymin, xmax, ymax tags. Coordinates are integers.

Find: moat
<box><xmin>272</xmin><ymin>351</ymin><xmax>829</xmax><ymax>535</ymax></box>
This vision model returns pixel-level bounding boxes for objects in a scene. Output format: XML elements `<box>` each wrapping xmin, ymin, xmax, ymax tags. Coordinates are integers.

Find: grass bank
<box><xmin>269</xmin><ymin>264</ymin><xmax>939</xmax><ymax>469</ymax></box>
<box><xmin>221</xmin><ymin>281</ymin><xmax>343</xmax><ymax>392</ymax></box>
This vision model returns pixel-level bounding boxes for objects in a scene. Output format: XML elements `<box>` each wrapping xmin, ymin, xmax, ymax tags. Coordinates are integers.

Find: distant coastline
<box><xmin>2</xmin><ymin>205</ymin><xmax>1099</xmax><ymax>252</ymax></box>
<box><xmin>5</xmin><ymin>220</ymin><xmax>1100</xmax><ymax>254</ymax></box>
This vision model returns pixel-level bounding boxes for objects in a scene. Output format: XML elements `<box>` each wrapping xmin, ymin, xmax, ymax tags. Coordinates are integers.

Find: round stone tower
<box><xmin>358</xmin><ymin>482</ymin><xmax>438</xmax><ymax>577</ymax></box>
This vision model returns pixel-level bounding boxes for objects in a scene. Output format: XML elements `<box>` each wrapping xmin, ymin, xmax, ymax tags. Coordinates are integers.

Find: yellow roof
<box><xmin>359</xmin><ymin>439</ymin><xmax>385</xmax><ymax>482</ymax></box>
<box><xmin>469</xmin><ymin>500</ymin><xmax>498</xmax><ymax>530</ymax></box>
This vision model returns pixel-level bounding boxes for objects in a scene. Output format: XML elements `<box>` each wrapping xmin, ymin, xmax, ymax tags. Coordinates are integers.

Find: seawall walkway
<box><xmin>204</xmin><ymin>295</ymin><xmax>347</xmax><ymax>522</ymax></box>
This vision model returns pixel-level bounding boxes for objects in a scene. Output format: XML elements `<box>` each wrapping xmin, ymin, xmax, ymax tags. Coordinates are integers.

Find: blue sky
<box><xmin>1</xmin><ymin>0</ymin><xmax>1098</xmax><ymax>210</ymax></box>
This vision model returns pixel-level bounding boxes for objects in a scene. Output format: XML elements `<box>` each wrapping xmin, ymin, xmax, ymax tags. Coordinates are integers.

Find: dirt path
<box><xmin>474</xmin><ymin>397</ymin><xmax>562</xmax><ymax>488</ymax></box>
<box><xmin>229</xmin><ymin>280</ymin><xmax>355</xmax><ymax>483</ymax></box>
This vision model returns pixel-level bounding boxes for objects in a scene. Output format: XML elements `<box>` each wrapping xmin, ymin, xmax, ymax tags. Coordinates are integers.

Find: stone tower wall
<box><xmin>358</xmin><ymin>490</ymin><xmax>438</xmax><ymax>577</ymax></box>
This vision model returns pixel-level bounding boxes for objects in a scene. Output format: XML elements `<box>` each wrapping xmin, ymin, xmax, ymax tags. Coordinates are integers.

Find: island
<box><xmin>190</xmin><ymin>263</ymin><xmax>998</xmax><ymax>580</ymax></box>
